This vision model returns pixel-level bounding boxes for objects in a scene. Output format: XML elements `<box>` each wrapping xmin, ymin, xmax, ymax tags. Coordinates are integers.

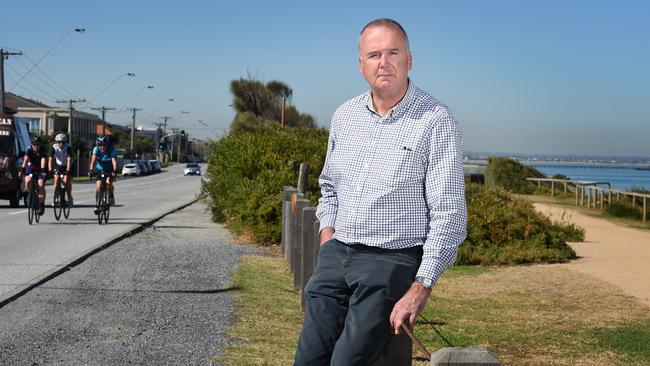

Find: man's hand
<box><xmin>88</xmin><ymin>171</ymin><xmax>93</xmax><ymax>179</ymax></box>
<box><xmin>319</xmin><ymin>227</ymin><xmax>335</xmax><ymax>246</ymax></box>
<box><xmin>389</xmin><ymin>282</ymin><xmax>431</xmax><ymax>335</ymax></box>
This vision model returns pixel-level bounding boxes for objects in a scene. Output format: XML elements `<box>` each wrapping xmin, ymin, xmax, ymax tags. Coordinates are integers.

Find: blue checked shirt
<box><xmin>316</xmin><ymin>81</ymin><xmax>467</xmax><ymax>285</ymax></box>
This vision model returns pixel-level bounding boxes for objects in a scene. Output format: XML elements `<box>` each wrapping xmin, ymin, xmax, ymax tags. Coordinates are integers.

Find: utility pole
<box><xmin>91</xmin><ymin>106</ymin><xmax>116</xmax><ymax>135</ymax></box>
<box><xmin>160</xmin><ymin>116</ymin><xmax>171</xmax><ymax>135</ymax></box>
<box><xmin>56</xmin><ymin>98</ymin><xmax>86</xmax><ymax>143</ymax></box>
<box><xmin>0</xmin><ymin>49</ymin><xmax>22</xmax><ymax>113</ymax></box>
<box><xmin>127</xmin><ymin>107</ymin><xmax>142</xmax><ymax>163</ymax></box>
<box><xmin>171</xmin><ymin>128</ymin><xmax>179</xmax><ymax>162</ymax></box>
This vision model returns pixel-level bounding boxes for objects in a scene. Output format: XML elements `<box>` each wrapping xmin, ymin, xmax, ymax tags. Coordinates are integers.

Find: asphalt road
<box><xmin>0</xmin><ymin>163</ymin><xmax>204</xmax><ymax>304</ymax></box>
<box><xmin>0</xmin><ymin>201</ymin><xmax>258</xmax><ymax>365</ymax></box>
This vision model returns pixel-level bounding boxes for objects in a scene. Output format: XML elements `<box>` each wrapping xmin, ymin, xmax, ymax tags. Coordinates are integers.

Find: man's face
<box><xmin>32</xmin><ymin>143</ymin><xmax>40</xmax><ymax>150</ymax></box>
<box><xmin>359</xmin><ymin>25</ymin><xmax>412</xmax><ymax>98</ymax></box>
<box><xmin>99</xmin><ymin>144</ymin><xmax>107</xmax><ymax>151</ymax></box>
<box><xmin>57</xmin><ymin>141</ymin><xmax>64</xmax><ymax>147</ymax></box>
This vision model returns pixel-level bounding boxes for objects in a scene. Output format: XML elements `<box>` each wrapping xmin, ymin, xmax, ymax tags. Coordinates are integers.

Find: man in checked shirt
<box><xmin>294</xmin><ymin>18</ymin><xmax>467</xmax><ymax>365</ymax></box>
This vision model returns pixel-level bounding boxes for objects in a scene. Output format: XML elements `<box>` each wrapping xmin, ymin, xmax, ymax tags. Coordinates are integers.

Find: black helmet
<box><xmin>31</xmin><ymin>136</ymin><xmax>42</xmax><ymax>145</ymax></box>
<box><xmin>96</xmin><ymin>136</ymin><xmax>107</xmax><ymax>146</ymax></box>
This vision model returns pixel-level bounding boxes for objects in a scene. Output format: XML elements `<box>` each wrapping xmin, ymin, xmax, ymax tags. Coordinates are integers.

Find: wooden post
<box><xmin>300</xmin><ymin>207</ymin><xmax>318</xmax><ymax>309</ymax></box>
<box><xmin>312</xmin><ymin>220</ymin><xmax>321</xmax><ymax>269</ymax></box>
<box><xmin>430</xmin><ymin>348</ymin><xmax>501</xmax><ymax>366</ymax></box>
<box><xmin>292</xmin><ymin>198</ymin><xmax>311</xmax><ymax>289</ymax></box>
<box><xmin>608</xmin><ymin>190</ymin><xmax>612</xmax><ymax>209</ymax></box>
<box><xmin>281</xmin><ymin>187</ymin><xmax>297</xmax><ymax>256</ymax></box>
<box><xmin>287</xmin><ymin>192</ymin><xmax>304</xmax><ymax>264</ymax></box>
<box><xmin>564</xmin><ymin>180</ymin><xmax>567</xmax><ymax>193</ymax></box>
<box><xmin>644</xmin><ymin>197</ymin><xmax>647</xmax><ymax>222</ymax></box>
<box><xmin>551</xmin><ymin>180</ymin><xmax>555</xmax><ymax>196</ymax></box>
<box><xmin>297</xmin><ymin>163</ymin><xmax>309</xmax><ymax>194</ymax></box>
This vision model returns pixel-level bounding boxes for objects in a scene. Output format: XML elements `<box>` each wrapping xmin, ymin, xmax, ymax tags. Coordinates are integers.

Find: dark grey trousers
<box><xmin>294</xmin><ymin>239</ymin><xmax>422</xmax><ymax>366</ymax></box>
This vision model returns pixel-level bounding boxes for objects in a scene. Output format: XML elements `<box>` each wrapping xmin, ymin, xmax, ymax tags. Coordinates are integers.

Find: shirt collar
<box><xmin>365</xmin><ymin>79</ymin><xmax>416</xmax><ymax>118</ymax></box>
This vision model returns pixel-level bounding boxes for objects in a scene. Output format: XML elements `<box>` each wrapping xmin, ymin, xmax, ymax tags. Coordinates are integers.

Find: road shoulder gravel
<box><xmin>0</xmin><ymin>201</ymin><xmax>258</xmax><ymax>365</ymax></box>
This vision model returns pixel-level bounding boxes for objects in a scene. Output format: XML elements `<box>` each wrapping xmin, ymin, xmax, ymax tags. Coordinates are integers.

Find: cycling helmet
<box><xmin>55</xmin><ymin>133</ymin><xmax>67</xmax><ymax>143</ymax></box>
<box><xmin>96</xmin><ymin>136</ymin><xmax>107</xmax><ymax>146</ymax></box>
<box><xmin>31</xmin><ymin>136</ymin><xmax>42</xmax><ymax>145</ymax></box>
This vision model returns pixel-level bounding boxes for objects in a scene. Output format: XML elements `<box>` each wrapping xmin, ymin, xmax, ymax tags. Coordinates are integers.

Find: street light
<box><xmin>85</xmin><ymin>72</ymin><xmax>135</xmax><ymax>106</ymax></box>
<box><xmin>10</xmin><ymin>27</ymin><xmax>85</xmax><ymax>91</ymax></box>
<box><xmin>123</xmin><ymin>85</ymin><xmax>154</xmax><ymax>106</ymax></box>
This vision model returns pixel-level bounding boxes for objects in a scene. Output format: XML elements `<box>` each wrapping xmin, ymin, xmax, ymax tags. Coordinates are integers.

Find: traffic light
<box><xmin>159</xmin><ymin>142</ymin><xmax>164</xmax><ymax>151</ymax></box>
<box><xmin>180</xmin><ymin>130</ymin><xmax>186</xmax><ymax>138</ymax></box>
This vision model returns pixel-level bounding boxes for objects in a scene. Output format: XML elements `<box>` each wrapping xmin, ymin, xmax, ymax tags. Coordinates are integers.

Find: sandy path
<box><xmin>534</xmin><ymin>203</ymin><xmax>650</xmax><ymax>307</ymax></box>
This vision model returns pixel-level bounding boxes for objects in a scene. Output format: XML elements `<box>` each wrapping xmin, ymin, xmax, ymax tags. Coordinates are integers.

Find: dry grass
<box><xmin>217</xmin><ymin>255</ymin><xmax>650</xmax><ymax>365</ymax></box>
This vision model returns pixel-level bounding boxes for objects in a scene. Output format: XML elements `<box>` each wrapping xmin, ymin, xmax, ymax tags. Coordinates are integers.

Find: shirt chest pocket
<box><xmin>372</xmin><ymin>145</ymin><xmax>426</xmax><ymax>187</ymax></box>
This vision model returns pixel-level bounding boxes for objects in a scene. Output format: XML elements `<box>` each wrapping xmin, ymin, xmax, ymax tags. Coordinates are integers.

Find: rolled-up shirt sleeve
<box><xmin>417</xmin><ymin>112</ymin><xmax>468</xmax><ymax>284</ymax></box>
<box><xmin>316</xmin><ymin>123</ymin><xmax>338</xmax><ymax>232</ymax></box>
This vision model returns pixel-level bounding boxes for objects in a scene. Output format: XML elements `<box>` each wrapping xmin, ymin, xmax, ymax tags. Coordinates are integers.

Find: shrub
<box><xmin>458</xmin><ymin>184</ymin><xmax>580</xmax><ymax>265</ymax></box>
<box><xmin>203</xmin><ymin>127</ymin><xmax>328</xmax><ymax>244</ymax></box>
<box><xmin>605</xmin><ymin>202</ymin><xmax>642</xmax><ymax>220</ymax></box>
<box><xmin>484</xmin><ymin>156</ymin><xmax>546</xmax><ymax>194</ymax></box>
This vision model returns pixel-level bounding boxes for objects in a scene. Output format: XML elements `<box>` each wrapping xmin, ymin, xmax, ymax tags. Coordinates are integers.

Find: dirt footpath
<box><xmin>534</xmin><ymin>203</ymin><xmax>650</xmax><ymax>307</ymax></box>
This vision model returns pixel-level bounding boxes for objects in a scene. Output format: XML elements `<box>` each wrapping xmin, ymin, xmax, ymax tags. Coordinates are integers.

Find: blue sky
<box><xmin>2</xmin><ymin>0</ymin><xmax>649</xmax><ymax>156</ymax></box>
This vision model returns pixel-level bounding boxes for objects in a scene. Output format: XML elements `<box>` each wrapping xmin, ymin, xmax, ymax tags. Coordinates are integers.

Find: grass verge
<box><xmin>217</xmin><ymin>255</ymin><xmax>650</xmax><ymax>365</ymax></box>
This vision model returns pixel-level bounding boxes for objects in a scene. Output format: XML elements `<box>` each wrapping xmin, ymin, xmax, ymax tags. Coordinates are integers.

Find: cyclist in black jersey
<box><xmin>19</xmin><ymin>136</ymin><xmax>48</xmax><ymax>215</ymax></box>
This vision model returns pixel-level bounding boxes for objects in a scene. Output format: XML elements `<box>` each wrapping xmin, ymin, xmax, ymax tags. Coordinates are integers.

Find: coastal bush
<box><xmin>204</xmin><ymin>134</ymin><xmax>583</xmax><ymax>265</ymax></box>
<box><xmin>458</xmin><ymin>184</ymin><xmax>581</xmax><ymax>265</ymax></box>
<box><xmin>605</xmin><ymin>202</ymin><xmax>642</xmax><ymax>220</ymax></box>
<box><xmin>484</xmin><ymin>156</ymin><xmax>546</xmax><ymax>194</ymax></box>
<box><xmin>203</xmin><ymin>126</ymin><xmax>328</xmax><ymax>244</ymax></box>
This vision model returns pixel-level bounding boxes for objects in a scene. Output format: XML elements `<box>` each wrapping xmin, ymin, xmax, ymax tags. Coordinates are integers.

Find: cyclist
<box><xmin>18</xmin><ymin>136</ymin><xmax>48</xmax><ymax>215</ymax></box>
<box><xmin>48</xmin><ymin>133</ymin><xmax>74</xmax><ymax>207</ymax></box>
<box><xmin>88</xmin><ymin>136</ymin><xmax>117</xmax><ymax>215</ymax></box>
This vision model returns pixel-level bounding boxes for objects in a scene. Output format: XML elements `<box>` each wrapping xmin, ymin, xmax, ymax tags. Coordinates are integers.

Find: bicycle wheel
<box><xmin>27</xmin><ymin>189</ymin><xmax>35</xmax><ymax>225</ymax></box>
<box><xmin>53</xmin><ymin>186</ymin><xmax>62</xmax><ymax>221</ymax></box>
<box><xmin>63</xmin><ymin>191</ymin><xmax>71</xmax><ymax>219</ymax></box>
<box><xmin>97</xmin><ymin>186</ymin><xmax>104</xmax><ymax>225</ymax></box>
<box><xmin>32</xmin><ymin>186</ymin><xmax>41</xmax><ymax>223</ymax></box>
<box><xmin>102</xmin><ymin>187</ymin><xmax>110</xmax><ymax>224</ymax></box>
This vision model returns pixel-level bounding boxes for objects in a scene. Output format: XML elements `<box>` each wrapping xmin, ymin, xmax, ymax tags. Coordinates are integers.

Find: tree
<box><xmin>229</xmin><ymin>76</ymin><xmax>315</xmax><ymax>129</ymax></box>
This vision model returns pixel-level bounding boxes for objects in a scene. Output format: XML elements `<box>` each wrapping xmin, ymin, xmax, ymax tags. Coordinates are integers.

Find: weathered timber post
<box><xmin>430</xmin><ymin>347</ymin><xmax>501</xmax><ymax>366</ymax></box>
<box><xmin>564</xmin><ymin>180</ymin><xmax>568</xmax><ymax>193</ymax></box>
<box><xmin>551</xmin><ymin>180</ymin><xmax>555</xmax><ymax>196</ymax></box>
<box><xmin>287</xmin><ymin>192</ymin><xmax>304</xmax><ymax>264</ymax></box>
<box><xmin>300</xmin><ymin>207</ymin><xmax>318</xmax><ymax>310</ymax></box>
<box><xmin>644</xmin><ymin>197</ymin><xmax>647</xmax><ymax>222</ymax></box>
<box><xmin>292</xmin><ymin>198</ymin><xmax>311</xmax><ymax>289</ymax></box>
<box><xmin>282</xmin><ymin>187</ymin><xmax>298</xmax><ymax>256</ymax></box>
<box><xmin>297</xmin><ymin>163</ymin><xmax>309</xmax><ymax>194</ymax></box>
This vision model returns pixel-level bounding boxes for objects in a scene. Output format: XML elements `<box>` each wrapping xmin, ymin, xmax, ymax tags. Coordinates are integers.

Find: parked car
<box><xmin>148</xmin><ymin>160</ymin><xmax>161</xmax><ymax>172</ymax></box>
<box><xmin>122</xmin><ymin>163</ymin><xmax>141</xmax><ymax>176</ymax></box>
<box><xmin>183</xmin><ymin>163</ymin><xmax>201</xmax><ymax>176</ymax></box>
<box><xmin>137</xmin><ymin>160</ymin><xmax>150</xmax><ymax>175</ymax></box>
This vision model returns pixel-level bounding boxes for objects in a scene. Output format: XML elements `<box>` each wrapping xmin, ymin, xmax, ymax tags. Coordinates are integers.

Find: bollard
<box><xmin>292</xmin><ymin>198</ymin><xmax>311</xmax><ymax>289</ymax></box>
<box><xmin>430</xmin><ymin>347</ymin><xmax>500</xmax><ymax>366</ymax></box>
<box><xmin>300</xmin><ymin>207</ymin><xmax>318</xmax><ymax>310</ymax></box>
<box><xmin>312</xmin><ymin>220</ymin><xmax>320</xmax><ymax>270</ymax></box>
<box><xmin>297</xmin><ymin>163</ymin><xmax>309</xmax><ymax>194</ymax></box>
<box><xmin>282</xmin><ymin>187</ymin><xmax>297</xmax><ymax>256</ymax></box>
<box><xmin>287</xmin><ymin>192</ymin><xmax>304</xmax><ymax>264</ymax></box>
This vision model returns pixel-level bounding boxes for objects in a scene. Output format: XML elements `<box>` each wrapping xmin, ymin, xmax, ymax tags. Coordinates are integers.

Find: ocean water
<box><xmin>525</xmin><ymin>163</ymin><xmax>650</xmax><ymax>191</ymax></box>
<box><xmin>464</xmin><ymin>153</ymin><xmax>650</xmax><ymax>192</ymax></box>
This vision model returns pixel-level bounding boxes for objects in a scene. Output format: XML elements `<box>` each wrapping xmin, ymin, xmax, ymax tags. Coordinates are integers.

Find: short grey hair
<box><xmin>359</xmin><ymin>18</ymin><xmax>410</xmax><ymax>52</ymax></box>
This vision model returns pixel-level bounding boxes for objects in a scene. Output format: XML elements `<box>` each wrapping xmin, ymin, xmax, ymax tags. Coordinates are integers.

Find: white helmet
<box><xmin>55</xmin><ymin>133</ymin><xmax>67</xmax><ymax>143</ymax></box>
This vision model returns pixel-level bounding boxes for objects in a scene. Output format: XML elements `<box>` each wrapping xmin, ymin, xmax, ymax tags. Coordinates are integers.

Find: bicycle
<box><xmin>52</xmin><ymin>170</ymin><xmax>71</xmax><ymax>221</ymax></box>
<box><xmin>24</xmin><ymin>171</ymin><xmax>44</xmax><ymax>225</ymax></box>
<box><xmin>94</xmin><ymin>171</ymin><xmax>112</xmax><ymax>225</ymax></box>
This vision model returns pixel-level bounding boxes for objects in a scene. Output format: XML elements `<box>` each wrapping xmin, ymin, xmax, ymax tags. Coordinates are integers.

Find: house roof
<box><xmin>3</xmin><ymin>92</ymin><xmax>52</xmax><ymax>109</ymax></box>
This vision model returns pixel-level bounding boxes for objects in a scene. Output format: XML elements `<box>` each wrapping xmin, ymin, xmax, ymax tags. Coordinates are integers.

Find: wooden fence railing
<box><xmin>527</xmin><ymin>178</ymin><xmax>649</xmax><ymax>222</ymax></box>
